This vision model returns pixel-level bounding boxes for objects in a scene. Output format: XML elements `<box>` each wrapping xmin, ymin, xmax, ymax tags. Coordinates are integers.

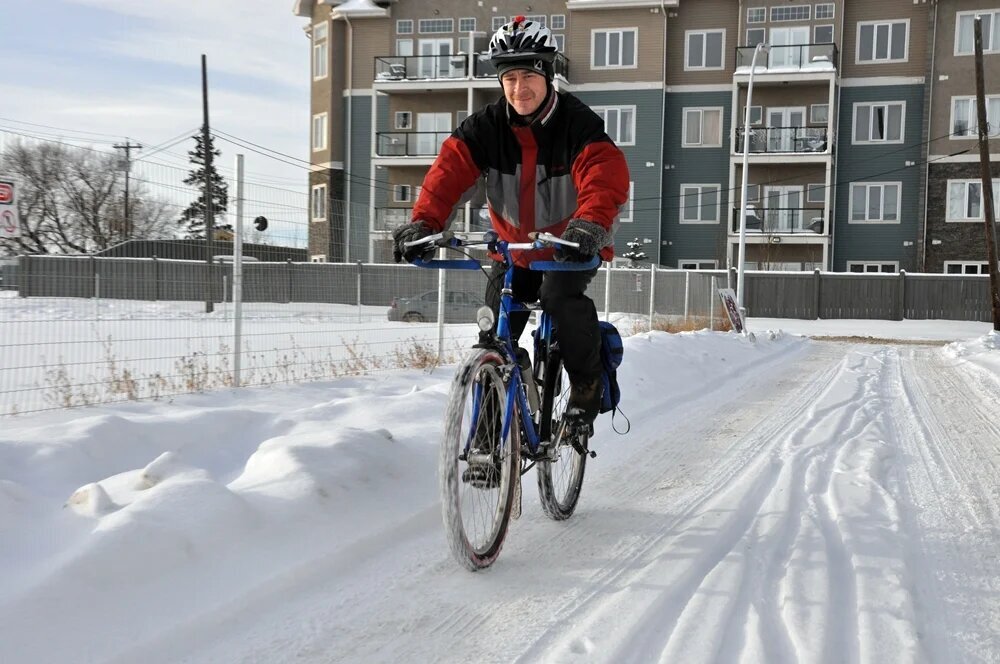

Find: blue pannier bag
<box><xmin>598</xmin><ymin>321</ymin><xmax>623</xmax><ymax>415</ymax></box>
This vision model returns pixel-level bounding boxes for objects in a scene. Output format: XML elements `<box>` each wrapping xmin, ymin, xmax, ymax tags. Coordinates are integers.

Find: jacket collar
<box><xmin>505</xmin><ymin>87</ymin><xmax>560</xmax><ymax>129</ymax></box>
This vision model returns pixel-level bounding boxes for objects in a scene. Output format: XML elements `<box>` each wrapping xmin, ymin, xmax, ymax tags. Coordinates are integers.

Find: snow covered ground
<box><xmin>1</xmin><ymin>316</ymin><xmax>998</xmax><ymax>663</ymax></box>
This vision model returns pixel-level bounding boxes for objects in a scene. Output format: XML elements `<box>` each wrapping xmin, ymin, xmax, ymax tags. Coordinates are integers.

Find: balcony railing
<box><xmin>735</xmin><ymin>127</ymin><xmax>829</xmax><ymax>153</ymax></box>
<box><xmin>731</xmin><ymin>207</ymin><xmax>826</xmax><ymax>234</ymax></box>
<box><xmin>374</xmin><ymin>52</ymin><xmax>570</xmax><ymax>82</ymax></box>
<box><xmin>735</xmin><ymin>43</ymin><xmax>838</xmax><ymax>71</ymax></box>
<box><xmin>376</xmin><ymin>131</ymin><xmax>451</xmax><ymax>157</ymax></box>
<box><xmin>374</xmin><ymin>206</ymin><xmax>492</xmax><ymax>233</ymax></box>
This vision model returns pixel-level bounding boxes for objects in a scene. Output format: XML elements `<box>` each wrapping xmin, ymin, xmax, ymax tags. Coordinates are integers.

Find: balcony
<box><xmin>734</xmin><ymin>43</ymin><xmax>838</xmax><ymax>72</ymax></box>
<box><xmin>731</xmin><ymin>207</ymin><xmax>826</xmax><ymax>234</ymax></box>
<box><xmin>735</xmin><ymin>127</ymin><xmax>829</xmax><ymax>154</ymax></box>
<box><xmin>374</xmin><ymin>52</ymin><xmax>570</xmax><ymax>82</ymax></box>
<box><xmin>376</xmin><ymin>132</ymin><xmax>451</xmax><ymax>157</ymax></box>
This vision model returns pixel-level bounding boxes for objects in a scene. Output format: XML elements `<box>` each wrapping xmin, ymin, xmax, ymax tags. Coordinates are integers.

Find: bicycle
<box><xmin>405</xmin><ymin>230</ymin><xmax>600</xmax><ymax>571</ymax></box>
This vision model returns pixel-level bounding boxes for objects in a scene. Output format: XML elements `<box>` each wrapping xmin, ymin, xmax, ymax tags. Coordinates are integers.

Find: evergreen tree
<box><xmin>179</xmin><ymin>133</ymin><xmax>228</xmax><ymax>239</ymax></box>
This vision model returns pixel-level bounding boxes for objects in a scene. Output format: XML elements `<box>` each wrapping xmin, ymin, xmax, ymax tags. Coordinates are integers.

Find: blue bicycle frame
<box><xmin>414</xmin><ymin>236</ymin><xmax>599</xmax><ymax>459</ymax></box>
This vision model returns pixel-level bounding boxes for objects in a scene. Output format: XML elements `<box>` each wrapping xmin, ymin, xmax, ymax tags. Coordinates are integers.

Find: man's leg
<box><xmin>540</xmin><ymin>268</ymin><xmax>603</xmax><ymax>426</ymax></box>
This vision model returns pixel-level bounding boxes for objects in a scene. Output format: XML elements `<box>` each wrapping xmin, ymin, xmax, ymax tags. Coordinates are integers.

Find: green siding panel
<box><xmin>834</xmin><ymin>85</ymin><xmax>925</xmax><ymax>271</ymax></box>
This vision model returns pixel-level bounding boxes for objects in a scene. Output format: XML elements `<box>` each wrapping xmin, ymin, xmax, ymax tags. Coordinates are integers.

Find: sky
<box><xmin>2</xmin><ymin>0</ymin><xmax>311</xmax><ymax>187</ymax></box>
<box><xmin>0</xmin><ymin>308</ymin><xmax>997</xmax><ymax>662</ymax></box>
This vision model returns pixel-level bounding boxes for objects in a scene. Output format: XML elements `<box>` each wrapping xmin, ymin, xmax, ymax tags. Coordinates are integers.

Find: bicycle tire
<box><xmin>440</xmin><ymin>348</ymin><xmax>521</xmax><ymax>570</ymax></box>
<box><xmin>536</xmin><ymin>348</ymin><xmax>588</xmax><ymax>521</ymax></box>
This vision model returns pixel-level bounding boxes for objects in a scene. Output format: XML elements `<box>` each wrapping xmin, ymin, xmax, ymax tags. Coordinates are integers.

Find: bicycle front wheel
<box><xmin>536</xmin><ymin>350</ymin><xmax>587</xmax><ymax>521</ymax></box>
<box><xmin>440</xmin><ymin>348</ymin><xmax>520</xmax><ymax>571</ymax></box>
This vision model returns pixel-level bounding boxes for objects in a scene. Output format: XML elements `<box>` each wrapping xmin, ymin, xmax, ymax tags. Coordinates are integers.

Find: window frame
<box><xmin>741</xmin><ymin>105</ymin><xmax>763</xmax><ymax>125</ymax></box>
<box><xmin>815</xmin><ymin>3</ymin><xmax>835</xmax><ymax>20</ymax></box>
<box><xmin>393</xmin><ymin>184</ymin><xmax>412</xmax><ymax>203</ymax></box>
<box><xmin>747</xmin><ymin>7</ymin><xmax>766</xmax><ymax>24</ymax></box>
<box><xmin>746</xmin><ymin>28</ymin><xmax>766</xmax><ymax>47</ymax></box>
<box><xmin>458</xmin><ymin>17</ymin><xmax>476</xmax><ymax>32</ymax></box>
<box><xmin>593</xmin><ymin>105</ymin><xmax>637</xmax><ymax>146</ymax></box>
<box><xmin>684</xmin><ymin>29</ymin><xmax>726</xmax><ymax>70</ymax></box>
<box><xmin>551</xmin><ymin>14</ymin><xmax>567</xmax><ymax>30</ymax></box>
<box><xmin>311</xmin><ymin>112</ymin><xmax>328</xmax><ymax>152</ymax></box>
<box><xmin>770</xmin><ymin>5</ymin><xmax>811</xmax><ymax>22</ymax></box>
<box><xmin>312</xmin><ymin>22</ymin><xmax>328</xmax><ymax>80</ymax></box>
<box><xmin>310</xmin><ymin>254</ymin><xmax>327</xmax><ymax>263</ymax></box>
<box><xmin>492</xmin><ymin>16</ymin><xmax>506</xmax><ymax>31</ymax></box>
<box><xmin>682</xmin><ymin>107</ymin><xmax>724</xmax><ymax>148</ymax></box>
<box><xmin>950</xmin><ymin>95</ymin><xmax>1000</xmax><ymax>139</ymax></box>
<box><xmin>955</xmin><ymin>10</ymin><xmax>1000</xmax><ymax>55</ymax></box>
<box><xmin>856</xmin><ymin>19</ymin><xmax>910</xmax><ymax>64</ymax></box>
<box><xmin>617</xmin><ymin>182</ymin><xmax>635</xmax><ymax>222</ymax></box>
<box><xmin>847</xmin><ymin>261</ymin><xmax>899</xmax><ymax>273</ymax></box>
<box><xmin>946</xmin><ymin>178</ymin><xmax>1000</xmax><ymax>222</ymax></box>
<box><xmin>591</xmin><ymin>27</ymin><xmax>639</xmax><ymax>69</ymax></box>
<box><xmin>814</xmin><ymin>24</ymin><xmax>834</xmax><ymax>44</ymax></box>
<box><xmin>849</xmin><ymin>182</ymin><xmax>902</xmax><ymax>223</ymax></box>
<box><xmin>679</xmin><ymin>259</ymin><xmax>718</xmax><ymax>270</ymax></box>
<box><xmin>396</xmin><ymin>19</ymin><xmax>414</xmax><ymax>35</ymax></box>
<box><xmin>680</xmin><ymin>184</ymin><xmax>722</xmax><ymax>224</ymax></box>
<box><xmin>394</xmin><ymin>111</ymin><xmax>412</xmax><ymax>130</ymax></box>
<box><xmin>806</xmin><ymin>183</ymin><xmax>825</xmax><ymax>203</ymax></box>
<box><xmin>852</xmin><ymin>101</ymin><xmax>906</xmax><ymax>144</ymax></box>
<box><xmin>944</xmin><ymin>261</ymin><xmax>993</xmax><ymax>275</ymax></box>
<box><xmin>311</xmin><ymin>184</ymin><xmax>327</xmax><ymax>221</ymax></box>
<box><xmin>418</xmin><ymin>18</ymin><xmax>454</xmax><ymax>34</ymax></box>
<box><xmin>810</xmin><ymin>103</ymin><xmax>829</xmax><ymax>124</ymax></box>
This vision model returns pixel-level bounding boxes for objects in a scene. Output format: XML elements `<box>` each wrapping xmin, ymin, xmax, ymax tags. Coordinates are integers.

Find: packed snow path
<box><xmin>120</xmin><ymin>341</ymin><xmax>1000</xmax><ymax>664</ymax></box>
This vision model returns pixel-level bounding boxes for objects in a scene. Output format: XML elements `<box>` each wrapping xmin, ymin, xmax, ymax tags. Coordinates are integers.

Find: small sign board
<box><xmin>717</xmin><ymin>287</ymin><xmax>746</xmax><ymax>334</ymax></box>
<box><xmin>0</xmin><ymin>178</ymin><xmax>19</xmax><ymax>239</ymax></box>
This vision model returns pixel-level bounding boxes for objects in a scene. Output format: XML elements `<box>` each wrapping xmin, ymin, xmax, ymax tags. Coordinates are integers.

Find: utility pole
<box><xmin>113</xmin><ymin>140</ymin><xmax>142</xmax><ymax>240</ymax></box>
<box><xmin>973</xmin><ymin>17</ymin><xmax>1000</xmax><ymax>330</ymax></box>
<box><xmin>201</xmin><ymin>54</ymin><xmax>215</xmax><ymax>314</ymax></box>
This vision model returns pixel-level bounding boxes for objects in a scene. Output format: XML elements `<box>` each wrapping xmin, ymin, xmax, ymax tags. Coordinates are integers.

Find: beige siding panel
<box><xmin>929</xmin><ymin>1</ymin><xmax>1000</xmax><ymax>151</ymax></box>
<box><xmin>348</xmin><ymin>20</ymin><xmax>392</xmax><ymax>86</ymax></box>
<box><xmin>567</xmin><ymin>8</ymin><xmax>666</xmax><ymax>84</ymax></box>
<box><xmin>841</xmin><ymin>0</ymin><xmax>930</xmax><ymax>78</ymax></box>
<box><xmin>665</xmin><ymin>0</ymin><xmax>739</xmax><ymax>85</ymax></box>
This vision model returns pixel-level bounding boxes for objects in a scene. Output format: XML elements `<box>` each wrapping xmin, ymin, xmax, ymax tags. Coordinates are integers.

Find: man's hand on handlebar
<box><xmin>392</xmin><ymin>221</ymin><xmax>435</xmax><ymax>264</ymax></box>
<box><xmin>554</xmin><ymin>219</ymin><xmax>608</xmax><ymax>263</ymax></box>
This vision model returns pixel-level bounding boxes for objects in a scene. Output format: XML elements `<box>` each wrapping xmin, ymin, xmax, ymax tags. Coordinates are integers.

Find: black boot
<box><xmin>563</xmin><ymin>375</ymin><xmax>602</xmax><ymax>432</ymax></box>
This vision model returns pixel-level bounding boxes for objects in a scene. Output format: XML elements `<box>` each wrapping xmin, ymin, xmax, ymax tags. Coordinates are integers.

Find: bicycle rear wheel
<box><xmin>440</xmin><ymin>348</ymin><xmax>521</xmax><ymax>570</ymax></box>
<box><xmin>536</xmin><ymin>349</ymin><xmax>588</xmax><ymax>521</ymax></box>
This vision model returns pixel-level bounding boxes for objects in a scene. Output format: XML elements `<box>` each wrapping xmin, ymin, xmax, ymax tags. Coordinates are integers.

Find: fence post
<box><xmin>603</xmin><ymin>261</ymin><xmax>611</xmax><ymax>320</ymax></box>
<box><xmin>19</xmin><ymin>254</ymin><xmax>28</xmax><ymax>298</ymax></box>
<box><xmin>683</xmin><ymin>270</ymin><xmax>690</xmax><ymax>322</ymax></box>
<box><xmin>92</xmin><ymin>256</ymin><xmax>100</xmax><ymax>320</ymax></box>
<box><xmin>897</xmin><ymin>269</ymin><xmax>906</xmax><ymax>321</ymax></box>
<box><xmin>710</xmin><ymin>276</ymin><xmax>717</xmax><ymax>330</ymax></box>
<box><xmin>152</xmin><ymin>255</ymin><xmax>160</xmax><ymax>302</ymax></box>
<box><xmin>813</xmin><ymin>268</ymin><xmax>822</xmax><ymax>319</ymax></box>
<box><xmin>648</xmin><ymin>263</ymin><xmax>656</xmax><ymax>331</ymax></box>
<box><xmin>356</xmin><ymin>261</ymin><xmax>363</xmax><ymax>323</ymax></box>
<box><xmin>437</xmin><ymin>259</ymin><xmax>446</xmax><ymax>361</ymax></box>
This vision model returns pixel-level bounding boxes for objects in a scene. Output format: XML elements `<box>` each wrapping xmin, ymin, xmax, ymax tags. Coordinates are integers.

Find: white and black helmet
<box><xmin>489</xmin><ymin>15</ymin><xmax>557</xmax><ymax>78</ymax></box>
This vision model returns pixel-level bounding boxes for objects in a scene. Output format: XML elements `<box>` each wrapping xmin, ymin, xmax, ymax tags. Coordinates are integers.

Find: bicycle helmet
<box><xmin>489</xmin><ymin>15</ymin><xmax>557</xmax><ymax>80</ymax></box>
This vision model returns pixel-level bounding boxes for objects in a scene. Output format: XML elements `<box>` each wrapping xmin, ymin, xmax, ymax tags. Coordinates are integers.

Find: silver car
<box><xmin>387</xmin><ymin>290</ymin><xmax>484</xmax><ymax>323</ymax></box>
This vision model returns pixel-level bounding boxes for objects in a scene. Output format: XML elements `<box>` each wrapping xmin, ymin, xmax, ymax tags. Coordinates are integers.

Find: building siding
<box><xmin>664</xmin><ymin>0</ymin><xmax>739</xmax><ymax>85</ymax></box>
<box><xmin>840</xmin><ymin>0</ymin><xmax>929</xmax><ymax>78</ymax></box>
<box><xmin>566</xmin><ymin>7</ymin><xmax>666</xmax><ymax>84</ymax></box>
<box><xmin>925</xmin><ymin>162</ymin><xmax>1000</xmax><ymax>272</ymax></box>
<box><xmin>833</xmin><ymin>84</ymin><xmax>925</xmax><ymax>271</ymax></box>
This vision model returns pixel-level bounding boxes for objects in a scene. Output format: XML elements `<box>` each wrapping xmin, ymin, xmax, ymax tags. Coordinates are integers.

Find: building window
<box><xmin>553</xmin><ymin>34</ymin><xmax>566</xmax><ymax>51</ymax></box>
<box><xmin>394</xmin><ymin>111</ymin><xmax>412</xmax><ymax>129</ymax></box>
<box><xmin>741</xmin><ymin>105</ymin><xmax>763</xmax><ymax>125</ymax></box>
<box><xmin>551</xmin><ymin>14</ymin><xmax>566</xmax><ymax>30</ymax></box>
<box><xmin>947</xmin><ymin>179</ymin><xmax>1000</xmax><ymax>221</ymax></box>
<box><xmin>617</xmin><ymin>182</ymin><xmax>635</xmax><ymax>222</ymax></box>
<box><xmin>850</xmin><ymin>182</ymin><xmax>901</xmax><ymax>223</ymax></box>
<box><xmin>814</xmin><ymin>24</ymin><xmax>834</xmax><ymax>44</ymax></box>
<box><xmin>679</xmin><ymin>260</ymin><xmax>718</xmax><ymax>269</ymax></box>
<box><xmin>944</xmin><ymin>261</ymin><xmax>993</xmax><ymax>275</ymax></box>
<box><xmin>312</xmin><ymin>22</ymin><xmax>328</xmax><ymax>80</ymax></box>
<box><xmin>396</xmin><ymin>39</ymin><xmax>413</xmax><ymax>56</ymax></box>
<box><xmin>853</xmin><ymin>102</ymin><xmax>905</xmax><ymax>143</ymax></box>
<box><xmin>312</xmin><ymin>112</ymin><xmax>327</xmax><ymax>151</ymax></box>
<box><xmin>311</xmin><ymin>184</ymin><xmax>326</xmax><ymax>220</ymax></box>
<box><xmin>747</xmin><ymin>7</ymin><xmax>766</xmax><ymax>24</ymax></box>
<box><xmin>593</xmin><ymin>106</ymin><xmax>636</xmax><ymax>145</ymax></box>
<box><xmin>394</xmin><ymin>185</ymin><xmax>412</xmax><ymax>203</ymax></box>
<box><xmin>810</xmin><ymin>103</ymin><xmax>829</xmax><ymax>124</ymax></box>
<box><xmin>458</xmin><ymin>17</ymin><xmax>476</xmax><ymax>32</ymax></box>
<box><xmin>492</xmin><ymin>16</ymin><xmax>506</xmax><ymax>31</ymax></box>
<box><xmin>815</xmin><ymin>3</ymin><xmax>835</xmax><ymax>20</ymax></box>
<box><xmin>456</xmin><ymin>110</ymin><xmax>469</xmax><ymax>125</ymax></box>
<box><xmin>526</xmin><ymin>15</ymin><xmax>547</xmax><ymax>27</ymax></box>
<box><xmin>685</xmin><ymin>29</ymin><xmax>725</xmax><ymax>70</ymax></box>
<box><xmin>857</xmin><ymin>20</ymin><xmax>909</xmax><ymax>63</ymax></box>
<box><xmin>310</xmin><ymin>254</ymin><xmax>327</xmax><ymax>263</ymax></box>
<box><xmin>806</xmin><ymin>183</ymin><xmax>825</xmax><ymax>203</ymax></box>
<box><xmin>682</xmin><ymin>108</ymin><xmax>723</xmax><ymax>147</ymax></box>
<box><xmin>951</xmin><ymin>96</ymin><xmax>1000</xmax><ymax>138</ymax></box>
<box><xmin>419</xmin><ymin>18</ymin><xmax>453</xmax><ymax>34</ymax></box>
<box><xmin>956</xmin><ymin>10</ymin><xmax>1000</xmax><ymax>54</ymax></box>
<box><xmin>592</xmin><ymin>28</ymin><xmax>638</xmax><ymax>68</ymax></box>
<box><xmin>680</xmin><ymin>184</ymin><xmax>721</xmax><ymax>223</ymax></box>
<box><xmin>396</xmin><ymin>19</ymin><xmax>413</xmax><ymax>35</ymax></box>
<box><xmin>746</xmin><ymin>28</ymin><xmax>766</xmax><ymax>47</ymax></box>
<box><xmin>848</xmin><ymin>262</ymin><xmax>898</xmax><ymax>273</ymax></box>
<box><xmin>770</xmin><ymin>5</ymin><xmax>811</xmax><ymax>21</ymax></box>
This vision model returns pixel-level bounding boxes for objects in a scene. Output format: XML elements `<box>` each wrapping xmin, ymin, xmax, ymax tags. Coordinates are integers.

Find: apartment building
<box><xmin>293</xmin><ymin>0</ymin><xmax>998</xmax><ymax>273</ymax></box>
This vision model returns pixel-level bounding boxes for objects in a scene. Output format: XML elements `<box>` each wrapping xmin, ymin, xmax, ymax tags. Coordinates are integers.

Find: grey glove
<box><xmin>392</xmin><ymin>221</ymin><xmax>434</xmax><ymax>263</ymax></box>
<box><xmin>556</xmin><ymin>219</ymin><xmax>609</xmax><ymax>262</ymax></box>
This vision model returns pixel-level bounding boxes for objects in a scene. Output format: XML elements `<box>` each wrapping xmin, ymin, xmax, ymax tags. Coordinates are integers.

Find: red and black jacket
<box><xmin>412</xmin><ymin>91</ymin><xmax>630</xmax><ymax>266</ymax></box>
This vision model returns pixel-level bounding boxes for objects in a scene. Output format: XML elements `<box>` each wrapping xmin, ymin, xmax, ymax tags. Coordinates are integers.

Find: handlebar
<box><xmin>406</xmin><ymin>231</ymin><xmax>600</xmax><ymax>272</ymax></box>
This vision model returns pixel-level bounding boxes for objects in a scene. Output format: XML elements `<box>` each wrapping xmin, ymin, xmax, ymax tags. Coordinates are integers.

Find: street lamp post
<box><xmin>736</xmin><ymin>42</ymin><xmax>770</xmax><ymax>315</ymax></box>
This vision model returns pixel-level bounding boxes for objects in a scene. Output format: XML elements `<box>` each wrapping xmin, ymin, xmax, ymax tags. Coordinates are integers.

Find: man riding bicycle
<box><xmin>393</xmin><ymin>16</ymin><xmax>630</xmax><ymax>432</ymax></box>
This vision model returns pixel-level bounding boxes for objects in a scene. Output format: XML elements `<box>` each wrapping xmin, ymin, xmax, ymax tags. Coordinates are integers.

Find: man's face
<box><xmin>500</xmin><ymin>69</ymin><xmax>548</xmax><ymax>117</ymax></box>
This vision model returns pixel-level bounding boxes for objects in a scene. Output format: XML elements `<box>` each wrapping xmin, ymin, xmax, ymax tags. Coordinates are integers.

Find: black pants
<box><xmin>484</xmin><ymin>260</ymin><xmax>602</xmax><ymax>384</ymax></box>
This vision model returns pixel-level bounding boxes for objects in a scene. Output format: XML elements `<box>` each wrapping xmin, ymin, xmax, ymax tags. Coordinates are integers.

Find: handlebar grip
<box><xmin>411</xmin><ymin>258</ymin><xmax>483</xmax><ymax>270</ymax></box>
<box><xmin>529</xmin><ymin>256</ymin><xmax>601</xmax><ymax>271</ymax></box>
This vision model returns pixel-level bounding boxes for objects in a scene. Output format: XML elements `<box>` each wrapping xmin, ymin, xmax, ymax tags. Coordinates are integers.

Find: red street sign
<box><xmin>0</xmin><ymin>182</ymin><xmax>12</xmax><ymax>204</ymax></box>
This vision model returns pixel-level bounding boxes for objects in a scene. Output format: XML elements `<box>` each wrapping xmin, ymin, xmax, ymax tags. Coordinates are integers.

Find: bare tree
<box><xmin>0</xmin><ymin>140</ymin><xmax>174</xmax><ymax>255</ymax></box>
